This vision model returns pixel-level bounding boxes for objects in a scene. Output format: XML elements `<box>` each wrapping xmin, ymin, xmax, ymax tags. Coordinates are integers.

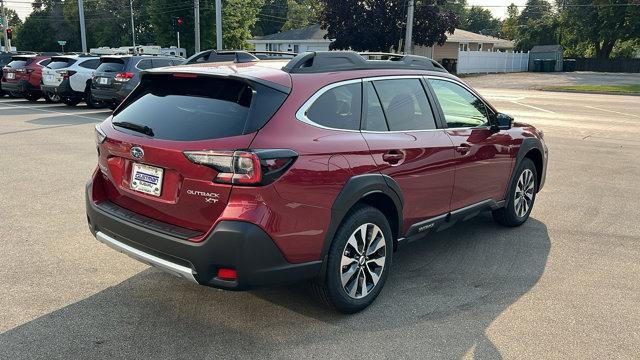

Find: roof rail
<box><xmin>282</xmin><ymin>51</ymin><xmax>447</xmax><ymax>74</ymax></box>
<box><xmin>248</xmin><ymin>50</ymin><xmax>297</xmax><ymax>57</ymax></box>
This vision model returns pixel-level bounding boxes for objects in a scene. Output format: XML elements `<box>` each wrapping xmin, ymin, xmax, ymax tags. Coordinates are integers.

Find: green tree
<box><xmin>501</xmin><ymin>3</ymin><xmax>519</xmax><ymax>40</ymax></box>
<box><xmin>321</xmin><ymin>0</ymin><xmax>459</xmax><ymax>51</ymax></box>
<box><xmin>255</xmin><ymin>0</ymin><xmax>288</xmax><ymax>36</ymax></box>
<box><xmin>560</xmin><ymin>0</ymin><xmax>640</xmax><ymax>59</ymax></box>
<box><xmin>519</xmin><ymin>0</ymin><xmax>553</xmax><ymax>25</ymax></box>
<box><xmin>516</xmin><ymin>14</ymin><xmax>559</xmax><ymax>51</ymax></box>
<box><xmin>149</xmin><ymin>0</ymin><xmax>263</xmax><ymax>54</ymax></box>
<box><xmin>281</xmin><ymin>0</ymin><xmax>324</xmax><ymax>31</ymax></box>
<box><xmin>459</xmin><ymin>6</ymin><xmax>501</xmax><ymax>37</ymax></box>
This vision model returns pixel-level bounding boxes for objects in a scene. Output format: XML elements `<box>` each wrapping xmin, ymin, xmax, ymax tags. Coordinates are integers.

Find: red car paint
<box><xmin>1</xmin><ymin>55</ymin><xmax>50</xmax><ymax>96</ymax></box>
<box><xmin>88</xmin><ymin>60</ymin><xmax>547</xmax><ymax>266</ymax></box>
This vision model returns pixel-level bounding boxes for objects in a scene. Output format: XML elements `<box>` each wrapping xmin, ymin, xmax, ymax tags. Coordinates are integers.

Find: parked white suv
<box><xmin>41</xmin><ymin>55</ymin><xmax>103</xmax><ymax>108</ymax></box>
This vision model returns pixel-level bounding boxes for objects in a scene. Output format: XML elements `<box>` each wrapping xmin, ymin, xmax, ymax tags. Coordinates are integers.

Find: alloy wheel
<box><xmin>514</xmin><ymin>168</ymin><xmax>535</xmax><ymax>217</ymax></box>
<box><xmin>340</xmin><ymin>223</ymin><xmax>386</xmax><ymax>299</ymax></box>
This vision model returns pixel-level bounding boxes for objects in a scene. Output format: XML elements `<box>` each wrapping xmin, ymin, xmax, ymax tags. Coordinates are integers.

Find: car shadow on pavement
<box><xmin>0</xmin><ymin>215</ymin><xmax>550</xmax><ymax>359</ymax></box>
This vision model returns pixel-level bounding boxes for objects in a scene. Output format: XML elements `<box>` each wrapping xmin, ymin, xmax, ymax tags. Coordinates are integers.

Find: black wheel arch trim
<box><xmin>513</xmin><ymin>137</ymin><xmax>547</xmax><ymax>193</ymax></box>
<box><xmin>320</xmin><ymin>174</ymin><xmax>404</xmax><ymax>262</ymax></box>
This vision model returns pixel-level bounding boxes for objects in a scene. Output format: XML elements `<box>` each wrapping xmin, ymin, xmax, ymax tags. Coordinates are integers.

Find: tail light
<box><xmin>61</xmin><ymin>70</ymin><xmax>77</xmax><ymax>79</ymax></box>
<box><xmin>114</xmin><ymin>72</ymin><xmax>134</xmax><ymax>82</ymax></box>
<box><xmin>184</xmin><ymin>149</ymin><xmax>297</xmax><ymax>186</ymax></box>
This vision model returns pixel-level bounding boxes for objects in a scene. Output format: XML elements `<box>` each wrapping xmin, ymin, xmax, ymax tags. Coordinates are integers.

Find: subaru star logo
<box><xmin>130</xmin><ymin>146</ymin><xmax>144</xmax><ymax>159</ymax></box>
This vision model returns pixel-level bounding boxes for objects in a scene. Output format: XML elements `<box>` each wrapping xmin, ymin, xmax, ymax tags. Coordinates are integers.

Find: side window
<box><xmin>305</xmin><ymin>82</ymin><xmax>362</xmax><ymax>131</ymax></box>
<box><xmin>137</xmin><ymin>59</ymin><xmax>153</xmax><ymax>70</ymax></box>
<box><xmin>79</xmin><ymin>59</ymin><xmax>100</xmax><ymax>69</ymax></box>
<box><xmin>152</xmin><ymin>59</ymin><xmax>173</xmax><ymax>68</ymax></box>
<box><xmin>428</xmin><ymin>79</ymin><xmax>490</xmax><ymax>128</ymax></box>
<box><xmin>372</xmin><ymin>78</ymin><xmax>437</xmax><ymax>131</ymax></box>
<box><xmin>363</xmin><ymin>82</ymin><xmax>388</xmax><ymax>131</ymax></box>
<box><xmin>189</xmin><ymin>52</ymin><xmax>210</xmax><ymax>64</ymax></box>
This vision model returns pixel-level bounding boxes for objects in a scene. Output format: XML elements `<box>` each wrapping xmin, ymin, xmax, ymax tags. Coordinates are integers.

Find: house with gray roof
<box><xmin>248</xmin><ymin>24</ymin><xmax>334</xmax><ymax>53</ymax></box>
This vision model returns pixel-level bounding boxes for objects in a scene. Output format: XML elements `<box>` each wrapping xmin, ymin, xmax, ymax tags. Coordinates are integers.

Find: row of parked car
<box><xmin>0</xmin><ymin>52</ymin><xmax>185</xmax><ymax>109</ymax></box>
<box><xmin>0</xmin><ymin>49</ymin><xmax>297</xmax><ymax>110</ymax></box>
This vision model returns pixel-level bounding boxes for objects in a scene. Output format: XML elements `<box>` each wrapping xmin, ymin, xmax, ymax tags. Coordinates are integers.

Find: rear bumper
<box><xmin>42</xmin><ymin>79</ymin><xmax>83</xmax><ymax>99</ymax></box>
<box><xmin>91</xmin><ymin>87</ymin><xmax>127</xmax><ymax>104</ymax></box>
<box><xmin>85</xmin><ymin>180</ymin><xmax>321</xmax><ymax>290</ymax></box>
<box><xmin>1</xmin><ymin>80</ymin><xmax>36</xmax><ymax>94</ymax></box>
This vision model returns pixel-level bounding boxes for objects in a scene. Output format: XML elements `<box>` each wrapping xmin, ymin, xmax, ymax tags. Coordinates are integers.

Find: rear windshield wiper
<box><xmin>112</xmin><ymin>121</ymin><xmax>154</xmax><ymax>137</ymax></box>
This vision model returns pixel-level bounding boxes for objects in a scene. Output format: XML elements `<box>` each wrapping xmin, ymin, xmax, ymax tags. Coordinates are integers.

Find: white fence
<box><xmin>457</xmin><ymin>51</ymin><xmax>530</xmax><ymax>74</ymax></box>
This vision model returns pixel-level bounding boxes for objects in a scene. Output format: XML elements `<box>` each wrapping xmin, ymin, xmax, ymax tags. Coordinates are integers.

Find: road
<box><xmin>1</xmin><ymin>88</ymin><xmax>639</xmax><ymax>359</ymax></box>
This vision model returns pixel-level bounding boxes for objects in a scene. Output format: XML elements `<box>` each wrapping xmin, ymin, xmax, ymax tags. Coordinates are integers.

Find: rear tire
<box><xmin>24</xmin><ymin>92</ymin><xmax>41</xmax><ymax>102</ymax></box>
<box><xmin>312</xmin><ymin>205</ymin><xmax>393</xmax><ymax>313</ymax></box>
<box><xmin>43</xmin><ymin>92</ymin><xmax>61</xmax><ymax>103</ymax></box>
<box><xmin>63</xmin><ymin>98</ymin><xmax>82</xmax><ymax>107</ymax></box>
<box><xmin>493</xmin><ymin>158</ymin><xmax>538</xmax><ymax>227</ymax></box>
<box><xmin>85</xmin><ymin>89</ymin><xmax>104</xmax><ymax>109</ymax></box>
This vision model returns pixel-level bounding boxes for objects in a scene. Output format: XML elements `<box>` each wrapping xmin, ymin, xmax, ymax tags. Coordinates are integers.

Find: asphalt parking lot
<box><xmin>1</xmin><ymin>82</ymin><xmax>639</xmax><ymax>358</ymax></box>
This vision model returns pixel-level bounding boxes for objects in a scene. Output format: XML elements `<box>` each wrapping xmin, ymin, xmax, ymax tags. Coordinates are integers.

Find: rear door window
<box><xmin>372</xmin><ymin>78</ymin><xmax>437</xmax><ymax>131</ymax></box>
<box><xmin>96</xmin><ymin>58</ymin><xmax>125</xmax><ymax>73</ymax></box>
<box><xmin>112</xmin><ymin>75</ymin><xmax>288</xmax><ymax>141</ymax></box>
<box><xmin>137</xmin><ymin>59</ymin><xmax>153</xmax><ymax>70</ymax></box>
<box><xmin>152</xmin><ymin>58</ymin><xmax>173</xmax><ymax>68</ymax></box>
<box><xmin>305</xmin><ymin>82</ymin><xmax>362</xmax><ymax>130</ymax></box>
<box><xmin>363</xmin><ymin>82</ymin><xmax>388</xmax><ymax>131</ymax></box>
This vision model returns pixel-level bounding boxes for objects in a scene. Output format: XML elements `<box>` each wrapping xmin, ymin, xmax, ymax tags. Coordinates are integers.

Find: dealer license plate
<box><xmin>130</xmin><ymin>163</ymin><xmax>164</xmax><ymax>197</ymax></box>
<box><xmin>7</xmin><ymin>72</ymin><xmax>14</xmax><ymax>80</ymax></box>
<box><xmin>99</xmin><ymin>77</ymin><xmax>108</xmax><ymax>85</ymax></box>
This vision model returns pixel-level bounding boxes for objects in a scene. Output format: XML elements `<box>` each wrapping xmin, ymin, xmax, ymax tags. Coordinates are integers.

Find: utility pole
<box><xmin>78</xmin><ymin>0</ymin><xmax>87</xmax><ymax>53</ymax></box>
<box><xmin>404</xmin><ymin>0</ymin><xmax>414</xmax><ymax>54</ymax></box>
<box><xmin>194</xmin><ymin>0</ymin><xmax>200</xmax><ymax>53</ymax></box>
<box><xmin>1</xmin><ymin>0</ymin><xmax>11</xmax><ymax>52</ymax></box>
<box><xmin>215</xmin><ymin>0</ymin><xmax>222</xmax><ymax>50</ymax></box>
<box><xmin>129</xmin><ymin>0</ymin><xmax>136</xmax><ymax>48</ymax></box>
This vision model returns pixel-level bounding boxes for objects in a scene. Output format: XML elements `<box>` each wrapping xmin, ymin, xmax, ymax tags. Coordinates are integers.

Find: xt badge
<box><xmin>186</xmin><ymin>189</ymin><xmax>220</xmax><ymax>204</ymax></box>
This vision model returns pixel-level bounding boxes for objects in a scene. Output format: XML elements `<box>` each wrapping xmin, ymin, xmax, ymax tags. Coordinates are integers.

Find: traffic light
<box><xmin>172</xmin><ymin>17</ymin><xmax>184</xmax><ymax>32</ymax></box>
<box><xmin>6</xmin><ymin>28</ymin><xmax>12</xmax><ymax>40</ymax></box>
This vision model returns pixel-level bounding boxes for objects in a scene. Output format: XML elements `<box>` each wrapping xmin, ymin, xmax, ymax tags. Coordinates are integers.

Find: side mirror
<box><xmin>492</xmin><ymin>113</ymin><xmax>513</xmax><ymax>131</ymax></box>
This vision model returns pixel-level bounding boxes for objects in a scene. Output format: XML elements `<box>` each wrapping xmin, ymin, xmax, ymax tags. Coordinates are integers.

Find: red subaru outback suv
<box><xmin>86</xmin><ymin>52</ymin><xmax>548</xmax><ymax>313</ymax></box>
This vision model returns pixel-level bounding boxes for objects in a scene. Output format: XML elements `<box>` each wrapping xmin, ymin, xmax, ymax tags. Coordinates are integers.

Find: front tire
<box><xmin>493</xmin><ymin>158</ymin><xmax>538</xmax><ymax>227</ymax></box>
<box><xmin>313</xmin><ymin>205</ymin><xmax>393</xmax><ymax>313</ymax></box>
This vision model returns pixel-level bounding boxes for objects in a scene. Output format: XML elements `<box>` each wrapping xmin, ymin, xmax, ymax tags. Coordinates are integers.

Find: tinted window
<box><xmin>79</xmin><ymin>59</ymin><xmax>100</xmax><ymax>69</ymax></box>
<box><xmin>428</xmin><ymin>79</ymin><xmax>489</xmax><ymax>128</ymax></box>
<box><xmin>137</xmin><ymin>59</ymin><xmax>153</xmax><ymax>70</ymax></box>
<box><xmin>363</xmin><ymin>82</ymin><xmax>388</xmax><ymax>131</ymax></box>
<box><xmin>209</xmin><ymin>53</ymin><xmax>235</xmax><ymax>62</ymax></box>
<box><xmin>152</xmin><ymin>58</ymin><xmax>173</xmax><ymax>68</ymax></box>
<box><xmin>306</xmin><ymin>83</ymin><xmax>362</xmax><ymax>130</ymax></box>
<box><xmin>187</xmin><ymin>51</ymin><xmax>211</xmax><ymax>64</ymax></box>
<box><xmin>113</xmin><ymin>76</ymin><xmax>257</xmax><ymax>141</ymax></box>
<box><xmin>372</xmin><ymin>79</ymin><xmax>436</xmax><ymax>131</ymax></box>
<box><xmin>47</xmin><ymin>58</ymin><xmax>76</xmax><ymax>69</ymax></box>
<box><xmin>96</xmin><ymin>58</ymin><xmax>125</xmax><ymax>72</ymax></box>
<box><xmin>7</xmin><ymin>59</ymin><xmax>29</xmax><ymax>68</ymax></box>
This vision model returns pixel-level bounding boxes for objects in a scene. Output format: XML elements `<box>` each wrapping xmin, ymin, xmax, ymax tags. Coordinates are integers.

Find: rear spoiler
<box><xmin>139</xmin><ymin>69</ymin><xmax>291</xmax><ymax>95</ymax></box>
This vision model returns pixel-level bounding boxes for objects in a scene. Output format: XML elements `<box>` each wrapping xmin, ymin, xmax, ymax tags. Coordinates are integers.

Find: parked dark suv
<box><xmin>0</xmin><ymin>51</ymin><xmax>15</xmax><ymax>97</ymax></box>
<box><xmin>91</xmin><ymin>55</ymin><xmax>184</xmax><ymax>109</ymax></box>
<box><xmin>86</xmin><ymin>51</ymin><xmax>548</xmax><ymax>313</ymax></box>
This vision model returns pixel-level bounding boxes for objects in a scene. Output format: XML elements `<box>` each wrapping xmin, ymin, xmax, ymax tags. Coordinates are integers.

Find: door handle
<box><xmin>382</xmin><ymin>150</ymin><xmax>405</xmax><ymax>164</ymax></box>
<box><xmin>456</xmin><ymin>143</ymin><xmax>471</xmax><ymax>155</ymax></box>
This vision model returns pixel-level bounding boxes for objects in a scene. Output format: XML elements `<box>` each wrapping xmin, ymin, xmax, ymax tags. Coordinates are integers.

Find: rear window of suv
<box><xmin>47</xmin><ymin>58</ymin><xmax>76</xmax><ymax>69</ymax></box>
<box><xmin>7</xmin><ymin>58</ymin><xmax>31</xmax><ymax>68</ymax></box>
<box><xmin>111</xmin><ymin>74</ymin><xmax>288</xmax><ymax>141</ymax></box>
<box><xmin>96</xmin><ymin>58</ymin><xmax>126</xmax><ymax>73</ymax></box>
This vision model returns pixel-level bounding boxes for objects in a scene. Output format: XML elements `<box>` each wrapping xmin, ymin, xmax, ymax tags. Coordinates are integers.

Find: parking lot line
<box><xmin>509</xmin><ymin>100</ymin><xmax>557</xmax><ymax>114</ymax></box>
<box><xmin>0</xmin><ymin>102</ymin><xmax>109</xmax><ymax>121</ymax></box>
<box><xmin>584</xmin><ymin>105</ymin><xmax>640</xmax><ymax>119</ymax></box>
